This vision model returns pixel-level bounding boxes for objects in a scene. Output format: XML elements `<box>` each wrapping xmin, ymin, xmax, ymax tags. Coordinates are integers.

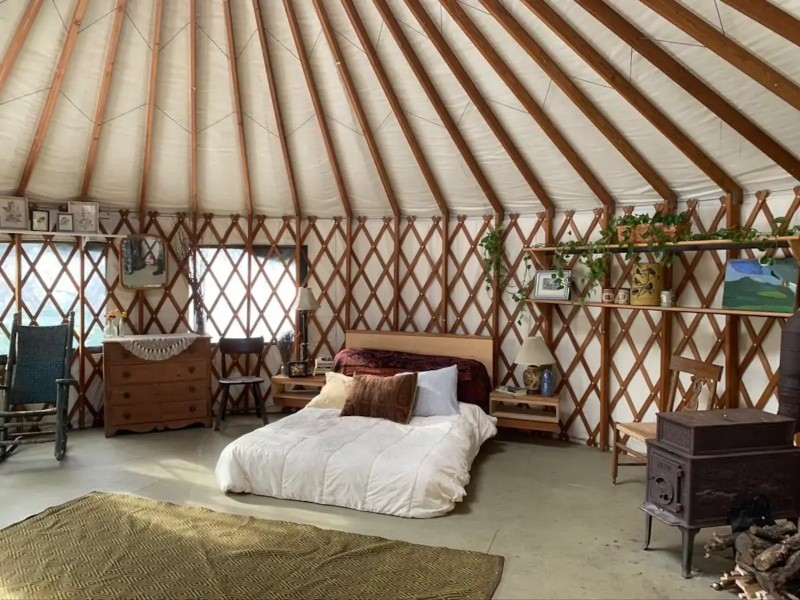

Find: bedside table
<box><xmin>489</xmin><ymin>391</ymin><xmax>560</xmax><ymax>433</ymax></box>
<box><xmin>271</xmin><ymin>374</ymin><xmax>326</xmax><ymax>410</ymax></box>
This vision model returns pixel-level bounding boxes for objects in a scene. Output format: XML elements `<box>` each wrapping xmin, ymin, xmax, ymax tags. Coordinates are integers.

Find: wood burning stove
<box><xmin>643</xmin><ymin>408</ymin><xmax>800</xmax><ymax>578</ymax></box>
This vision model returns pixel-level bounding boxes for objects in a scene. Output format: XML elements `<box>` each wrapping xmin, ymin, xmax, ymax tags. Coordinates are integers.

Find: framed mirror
<box><xmin>120</xmin><ymin>235</ymin><xmax>168</xmax><ymax>289</ymax></box>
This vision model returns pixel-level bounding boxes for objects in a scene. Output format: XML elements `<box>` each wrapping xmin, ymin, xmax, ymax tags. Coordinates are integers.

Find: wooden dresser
<box><xmin>103</xmin><ymin>334</ymin><xmax>212</xmax><ymax>437</ymax></box>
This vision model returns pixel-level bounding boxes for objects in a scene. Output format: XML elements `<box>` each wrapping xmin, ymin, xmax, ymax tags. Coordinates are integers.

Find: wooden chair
<box><xmin>0</xmin><ymin>312</ymin><xmax>76</xmax><ymax>463</ymax></box>
<box><xmin>612</xmin><ymin>355</ymin><xmax>723</xmax><ymax>484</ymax></box>
<box><xmin>214</xmin><ymin>337</ymin><xmax>267</xmax><ymax>431</ymax></box>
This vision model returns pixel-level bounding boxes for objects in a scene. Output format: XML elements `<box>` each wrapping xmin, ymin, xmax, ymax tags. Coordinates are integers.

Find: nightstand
<box><xmin>271</xmin><ymin>374</ymin><xmax>326</xmax><ymax>410</ymax></box>
<box><xmin>489</xmin><ymin>391</ymin><xmax>560</xmax><ymax>433</ymax></box>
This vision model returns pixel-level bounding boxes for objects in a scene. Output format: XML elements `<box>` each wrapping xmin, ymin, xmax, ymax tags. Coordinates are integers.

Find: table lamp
<box><xmin>292</xmin><ymin>286</ymin><xmax>320</xmax><ymax>364</ymax></box>
<box><xmin>515</xmin><ymin>336</ymin><xmax>555</xmax><ymax>395</ymax></box>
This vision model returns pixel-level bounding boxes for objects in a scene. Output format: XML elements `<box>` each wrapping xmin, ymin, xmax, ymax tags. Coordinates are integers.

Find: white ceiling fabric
<box><xmin>0</xmin><ymin>0</ymin><xmax>798</xmax><ymax>217</ymax></box>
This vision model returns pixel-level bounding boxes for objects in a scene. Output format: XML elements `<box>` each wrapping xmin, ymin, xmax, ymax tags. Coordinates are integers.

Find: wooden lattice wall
<box><xmin>0</xmin><ymin>188</ymin><xmax>797</xmax><ymax>447</ymax></box>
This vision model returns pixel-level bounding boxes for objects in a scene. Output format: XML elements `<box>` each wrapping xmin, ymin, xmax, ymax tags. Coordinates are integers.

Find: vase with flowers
<box><xmin>104</xmin><ymin>311</ymin><xmax>119</xmax><ymax>337</ymax></box>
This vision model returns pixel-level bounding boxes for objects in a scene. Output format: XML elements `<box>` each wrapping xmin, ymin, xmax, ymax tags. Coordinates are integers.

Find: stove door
<box><xmin>647</xmin><ymin>449</ymin><xmax>685</xmax><ymax>516</ymax></box>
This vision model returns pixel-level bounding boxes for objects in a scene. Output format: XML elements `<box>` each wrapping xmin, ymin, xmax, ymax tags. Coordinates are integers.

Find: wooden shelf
<box><xmin>491</xmin><ymin>393</ymin><xmax>559</xmax><ymax>407</ymax></box>
<box><xmin>0</xmin><ymin>229</ymin><xmax>127</xmax><ymax>239</ymax></box>
<box><xmin>492</xmin><ymin>406</ymin><xmax>559</xmax><ymax>423</ymax></box>
<box><xmin>524</xmin><ymin>235</ymin><xmax>800</xmax><ymax>256</ymax></box>
<box><xmin>528</xmin><ymin>299</ymin><xmax>793</xmax><ymax>319</ymax></box>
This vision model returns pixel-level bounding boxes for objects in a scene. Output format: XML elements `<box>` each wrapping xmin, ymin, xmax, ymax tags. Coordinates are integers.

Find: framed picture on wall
<box><xmin>57</xmin><ymin>213</ymin><xmax>74</xmax><ymax>232</ymax></box>
<box><xmin>31</xmin><ymin>209</ymin><xmax>50</xmax><ymax>232</ymax></box>
<box><xmin>532</xmin><ymin>270</ymin><xmax>571</xmax><ymax>300</ymax></box>
<box><xmin>68</xmin><ymin>201</ymin><xmax>99</xmax><ymax>233</ymax></box>
<box><xmin>0</xmin><ymin>196</ymin><xmax>29</xmax><ymax>230</ymax></box>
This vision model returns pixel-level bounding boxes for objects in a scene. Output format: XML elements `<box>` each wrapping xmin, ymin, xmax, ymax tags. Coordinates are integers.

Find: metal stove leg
<box><xmin>681</xmin><ymin>527</ymin><xmax>698</xmax><ymax>579</ymax></box>
<box><xmin>643</xmin><ymin>513</ymin><xmax>653</xmax><ymax>550</ymax></box>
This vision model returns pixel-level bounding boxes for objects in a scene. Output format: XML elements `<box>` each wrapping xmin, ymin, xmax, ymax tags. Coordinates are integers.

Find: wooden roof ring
<box><xmin>442</xmin><ymin>0</ymin><xmax>615</xmax><ymax>209</ymax></box>
<box><xmin>578</xmin><ymin>0</ymin><xmax>800</xmax><ymax>182</ymax></box>
<box><xmin>406</xmin><ymin>0</ymin><xmax>553</xmax><ymax>213</ymax></box>
<box><xmin>340</xmin><ymin>0</ymin><xmax>450</xmax><ymax>220</ymax></box>
<box><xmin>720</xmin><ymin>0</ymin><xmax>800</xmax><ymax>47</ymax></box>
<box><xmin>0</xmin><ymin>0</ymin><xmax>44</xmax><ymax>95</ymax></box>
<box><xmin>138</xmin><ymin>0</ymin><xmax>164</xmax><ymax>218</ymax></box>
<box><xmin>642</xmin><ymin>0</ymin><xmax>800</xmax><ymax>111</ymax></box>
<box><xmin>17</xmin><ymin>0</ymin><xmax>90</xmax><ymax>196</ymax></box>
<box><xmin>373</xmin><ymin>0</ymin><xmax>504</xmax><ymax>217</ymax></box>
<box><xmin>480</xmin><ymin>0</ymin><xmax>676</xmax><ymax>208</ymax></box>
<box><xmin>524</xmin><ymin>0</ymin><xmax>743</xmax><ymax>203</ymax></box>
<box><xmin>81</xmin><ymin>0</ymin><xmax>127</xmax><ymax>200</ymax></box>
<box><xmin>283</xmin><ymin>0</ymin><xmax>352</xmax><ymax>218</ymax></box>
<box><xmin>252</xmin><ymin>0</ymin><xmax>300</xmax><ymax>217</ymax></box>
<box><xmin>223</xmin><ymin>0</ymin><xmax>254</xmax><ymax>216</ymax></box>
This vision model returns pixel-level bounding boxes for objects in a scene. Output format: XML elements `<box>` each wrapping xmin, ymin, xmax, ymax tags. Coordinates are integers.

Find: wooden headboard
<box><xmin>344</xmin><ymin>330</ymin><xmax>494</xmax><ymax>384</ymax></box>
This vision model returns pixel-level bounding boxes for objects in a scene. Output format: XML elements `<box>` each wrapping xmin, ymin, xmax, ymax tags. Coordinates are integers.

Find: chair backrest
<box><xmin>7</xmin><ymin>312</ymin><xmax>74</xmax><ymax>406</ymax></box>
<box><xmin>665</xmin><ymin>354</ymin><xmax>724</xmax><ymax>413</ymax></box>
<box><xmin>218</xmin><ymin>337</ymin><xmax>264</xmax><ymax>378</ymax></box>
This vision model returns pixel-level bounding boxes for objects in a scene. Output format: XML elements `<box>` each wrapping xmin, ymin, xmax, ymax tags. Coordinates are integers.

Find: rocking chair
<box><xmin>0</xmin><ymin>312</ymin><xmax>76</xmax><ymax>463</ymax></box>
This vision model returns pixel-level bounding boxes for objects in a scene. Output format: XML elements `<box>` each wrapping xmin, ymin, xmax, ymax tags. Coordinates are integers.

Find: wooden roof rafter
<box><xmin>222</xmin><ymin>0</ymin><xmax>254</xmax><ymax>217</ymax></box>
<box><xmin>17</xmin><ymin>0</ymin><xmax>90</xmax><ymax>196</ymax></box>
<box><xmin>577</xmin><ymin>0</ymin><xmax>800</xmax><ymax>182</ymax></box>
<box><xmin>138</xmin><ymin>0</ymin><xmax>164</xmax><ymax>218</ymax></box>
<box><xmin>481</xmin><ymin>0</ymin><xmax>676</xmax><ymax>208</ymax></box>
<box><xmin>406</xmin><ymin>0</ymin><xmax>554</xmax><ymax>214</ymax></box>
<box><xmin>440</xmin><ymin>0</ymin><xmax>614</xmax><ymax>210</ymax></box>
<box><xmin>339</xmin><ymin>0</ymin><xmax>449</xmax><ymax>219</ymax></box>
<box><xmin>0</xmin><ymin>0</ymin><xmax>45</xmax><ymax>95</ymax></box>
<box><xmin>283</xmin><ymin>0</ymin><xmax>352</xmax><ymax>218</ymax></box>
<box><xmin>372</xmin><ymin>0</ymin><xmax>504</xmax><ymax>217</ymax></box>
<box><xmin>81</xmin><ymin>0</ymin><xmax>127</xmax><ymax>200</ymax></box>
<box><xmin>720</xmin><ymin>0</ymin><xmax>800</xmax><ymax>47</ymax></box>
<box><xmin>251</xmin><ymin>0</ymin><xmax>300</xmax><ymax>218</ymax></box>
<box><xmin>641</xmin><ymin>0</ymin><xmax>800</xmax><ymax>110</ymax></box>
<box><xmin>313</xmin><ymin>0</ymin><xmax>399</xmax><ymax>220</ymax></box>
<box><xmin>524</xmin><ymin>0</ymin><xmax>743</xmax><ymax>203</ymax></box>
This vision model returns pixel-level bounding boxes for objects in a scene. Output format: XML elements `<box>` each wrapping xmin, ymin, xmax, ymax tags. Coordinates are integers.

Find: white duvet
<box><xmin>215</xmin><ymin>403</ymin><xmax>497</xmax><ymax>518</ymax></box>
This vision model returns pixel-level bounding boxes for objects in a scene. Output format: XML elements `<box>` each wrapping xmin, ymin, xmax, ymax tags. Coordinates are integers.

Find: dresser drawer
<box><xmin>104</xmin><ymin>338</ymin><xmax>210</xmax><ymax>366</ymax></box>
<box><xmin>108</xmin><ymin>404</ymin><xmax>161</xmax><ymax>426</ymax></box>
<box><xmin>109</xmin><ymin>381</ymin><xmax>207</xmax><ymax>406</ymax></box>
<box><xmin>161</xmin><ymin>400</ymin><xmax>207</xmax><ymax>421</ymax></box>
<box><xmin>108</xmin><ymin>360</ymin><xmax>207</xmax><ymax>385</ymax></box>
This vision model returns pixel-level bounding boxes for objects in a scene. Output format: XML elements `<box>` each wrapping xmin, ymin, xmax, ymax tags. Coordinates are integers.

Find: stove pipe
<box><xmin>779</xmin><ymin>311</ymin><xmax>800</xmax><ymax>432</ymax></box>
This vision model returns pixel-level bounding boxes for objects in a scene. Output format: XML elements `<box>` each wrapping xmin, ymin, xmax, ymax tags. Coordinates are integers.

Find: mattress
<box><xmin>215</xmin><ymin>403</ymin><xmax>497</xmax><ymax>518</ymax></box>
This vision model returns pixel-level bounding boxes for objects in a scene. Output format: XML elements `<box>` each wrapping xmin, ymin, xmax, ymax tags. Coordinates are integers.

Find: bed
<box><xmin>215</xmin><ymin>331</ymin><xmax>497</xmax><ymax>518</ymax></box>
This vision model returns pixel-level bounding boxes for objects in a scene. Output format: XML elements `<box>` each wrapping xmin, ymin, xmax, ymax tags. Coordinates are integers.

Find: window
<box><xmin>197</xmin><ymin>244</ymin><xmax>307</xmax><ymax>341</ymax></box>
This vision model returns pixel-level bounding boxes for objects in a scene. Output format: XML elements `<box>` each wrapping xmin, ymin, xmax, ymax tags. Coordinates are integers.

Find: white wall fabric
<box><xmin>0</xmin><ymin>0</ymin><xmax>798</xmax><ymax>216</ymax></box>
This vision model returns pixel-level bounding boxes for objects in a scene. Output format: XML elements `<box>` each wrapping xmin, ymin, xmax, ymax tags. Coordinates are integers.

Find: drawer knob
<box><xmin>188</xmin><ymin>386</ymin><xmax>196</xmax><ymax>393</ymax></box>
<box><xmin>123</xmin><ymin>412</ymin><xmax>131</xmax><ymax>420</ymax></box>
<box><xmin>189</xmin><ymin>405</ymin><xmax>196</xmax><ymax>413</ymax></box>
<box><xmin>122</xmin><ymin>371</ymin><xmax>131</xmax><ymax>379</ymax></box>
<box><xmin>123</xmin><ymin>392</ymin><xmax>130</xmax><ymax>399</ymax></box>
<box><xmin>188</xmin><ymin>366</ymin><xmax>196</xmax><ymax>373</ymax></box>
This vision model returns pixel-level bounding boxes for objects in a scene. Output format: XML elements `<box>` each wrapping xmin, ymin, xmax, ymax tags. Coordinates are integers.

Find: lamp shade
<box><xmin>292</xmin><ymin>287</ymin><xmax>320</xmax><ymax>311</ymax></box>
<box><xmin>514</xmin><ymin>336</ymin><xmax>555</xmax><ymax>366</ymax></box>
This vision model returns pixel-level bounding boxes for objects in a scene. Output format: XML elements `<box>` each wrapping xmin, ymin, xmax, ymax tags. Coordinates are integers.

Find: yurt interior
<box><xmin>2</xmin><ymin>0</ymin><xmax>800</xmax><ymax>598</ymax></box>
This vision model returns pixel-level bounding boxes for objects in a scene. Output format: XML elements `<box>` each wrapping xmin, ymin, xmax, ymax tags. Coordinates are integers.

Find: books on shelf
<box><xmin>494</xmin><ymin>385</ymin><xmax>527</xmax><ymax>397</ymax></box>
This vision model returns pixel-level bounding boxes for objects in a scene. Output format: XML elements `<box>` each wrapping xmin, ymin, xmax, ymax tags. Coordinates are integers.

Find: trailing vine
<box><xmin>479</xmin><ymin>225</ymin><xmax>535</xmax><ymax>325</ymax></box>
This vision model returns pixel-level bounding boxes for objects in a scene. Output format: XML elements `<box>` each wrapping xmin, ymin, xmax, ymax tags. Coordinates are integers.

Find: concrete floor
<box><xmin>1</xmin><ymin>419</ymin><xmax>734</xmax><ymax>599</ymax></box>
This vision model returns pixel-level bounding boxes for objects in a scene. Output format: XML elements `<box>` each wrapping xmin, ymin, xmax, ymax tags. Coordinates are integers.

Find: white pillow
<box><xmin>412</xmin><ymin>365</ymin><xmax>460</xmax><ymax>417</ymax></box>
<box><xmin>305</xmin><ymin>372</ymin><xmax>353</xmax><ymax>409</ymax></box>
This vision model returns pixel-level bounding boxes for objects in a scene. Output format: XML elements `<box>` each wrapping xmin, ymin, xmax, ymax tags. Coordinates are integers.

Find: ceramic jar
<box><xmin>602</xmin><ymin>288</ymin><xmax>615</xmax><ymax>304</ymax></box>
<box><xmin>631</xmin><ymin>262</ymin><xmax>664</xmax><ymax>306</ymax></box>
<box><xmin>615</xmin><ymin>287</ymin><xmax>630</xmax><ymax>305</ymax></box>
<box><xmin>660</xmin><ymin>290</ymin><xmax>675</xmax><ymax>308</ymax></box>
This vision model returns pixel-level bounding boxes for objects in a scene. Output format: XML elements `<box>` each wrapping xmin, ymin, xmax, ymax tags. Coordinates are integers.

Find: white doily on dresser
<box><xmin>108</xmin><ymin>334</ymin><xmax>202</xmax><ymax>362</ymax></box>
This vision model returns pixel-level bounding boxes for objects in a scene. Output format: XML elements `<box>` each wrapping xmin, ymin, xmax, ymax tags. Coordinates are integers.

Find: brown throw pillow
<box><xmin>340</xmin><ymin>373</ymin><xmax>418</xmax><ymax>424</ymax></box>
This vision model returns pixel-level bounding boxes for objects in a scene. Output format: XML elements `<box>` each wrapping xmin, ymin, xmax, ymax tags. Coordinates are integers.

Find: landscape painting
<box><xmin>722</xmin><ymin>258</ymin><xmax>799</xmax><ymax>314</ymax></box>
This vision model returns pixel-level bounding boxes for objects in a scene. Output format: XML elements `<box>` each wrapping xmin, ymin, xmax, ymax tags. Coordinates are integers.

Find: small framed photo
<box><xmin>68</xmin><ymin>201</ymin><xmax>99</xmax><ymax>233</ymax></box>
<box><xmin>287</xmin><ymin>361</ymin><xmax>309</xmax><ymax>378</ymax></box>
<box><xmin>0</xmin><ymin>196</ymin><xmax>29</xmax><ymax>230</ymax></box>
<box><xmin>533</xmin><ymin>270</ymin><xmax>571</xmax><ymax>300</ymax></box>
<box><xmin>57</xmin><ymin>213</ymin><xmax>74</xmax><ymax>232</ymax></box>
<box><xmin>31</xmin><ymin>209</ymin><xmax>50</xmax><ymax>232</ymax></box>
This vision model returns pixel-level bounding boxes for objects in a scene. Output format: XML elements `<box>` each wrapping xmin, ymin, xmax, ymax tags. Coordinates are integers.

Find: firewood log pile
<box><xmin>706</xmin><ymin>521</ymin><xmax>800</xmax><ymax>600</ymax></box>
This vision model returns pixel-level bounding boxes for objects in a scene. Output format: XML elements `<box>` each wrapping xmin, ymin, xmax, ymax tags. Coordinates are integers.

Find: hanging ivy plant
<box><xmin>479</xmin><ymin>225</ymin><xmax>535</xmax><ymax>325</ymax></box>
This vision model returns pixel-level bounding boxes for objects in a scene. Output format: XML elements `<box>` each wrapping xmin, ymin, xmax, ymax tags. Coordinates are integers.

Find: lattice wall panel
<box><xmin>399</xmin><ymin>217</ymin><xmax>444</xmax><ymax>333</ymax></box>
<box><xmin>350</xmin><ymin>217</ymin><xmax>396</xmax><ymax>332</ymax></box>
<box><xmin>0</xmin><ymin>235</ymin><xmax>16</xmax><ymax>344</ymax></box>
<box><xmin>447</xmin><ymin>216</ymin><xmax>494</xmax><ymax>337</ymax></box>
<box><xmin>497</xmin><ymin>213</ymin><xmax>547</xmax><ymax>387</ymax></box>
<box><xmin>303</xmin><ymin>217</ymin><xmax>347</xmax><ymax>360</ymax></box>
